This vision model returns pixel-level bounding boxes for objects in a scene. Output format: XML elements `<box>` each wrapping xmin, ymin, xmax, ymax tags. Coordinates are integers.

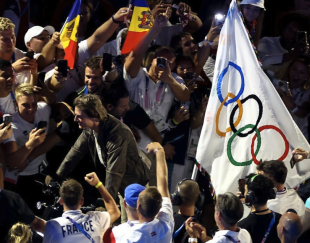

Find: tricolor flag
<box><xmin>121</xmin><ymin>0</ymin><xmax>153</xmax><ymax>54</ymax></box>
<box><xmin>196</xmin><ymin>0</ymin><xmax>310</xmax><ymax>195</ymax></box>
<box><xmin>60</xmin><ymin>0</ymin><xmax>81</xmax><ymax>69</ymax></box>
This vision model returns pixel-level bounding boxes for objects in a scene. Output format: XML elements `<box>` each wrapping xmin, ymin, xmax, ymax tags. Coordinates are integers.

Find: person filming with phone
<box><xmin>3</xmin><ymin>83</ymin><xmax>51</xmax><ymax>213</ymax></box>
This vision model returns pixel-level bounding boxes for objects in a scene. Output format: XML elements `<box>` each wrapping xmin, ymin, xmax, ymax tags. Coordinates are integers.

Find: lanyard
<box><xmin>261</xmin><ymin>212</ymin><xmax>276</xmax><ymax>243</ymax></box>
<box><xmin>11</xmin><ymin>91</ymin><xmax>18</xmax><ymax>112</ymax></box>
<box><xmin>224</xmin><ymin>235</ymin><xmax>239</xmax><ymax>243</ymax></box>
<box><xmin>11</xmin><ymin>53</ymin><xmax>16</xmax><ymax>63</ymax></box>
<box><xmin>145</xmin><ymin>75</ymin><xmax>165</xmax><ymax>110</ymax></box>
<box><xmin>84</xmin><ymin>86</ymin><xmax>89</xmax><ymax>95</ymax></box>
<box><xmin>19</xmin><ymin>1</ymin><xmax>29</xmax><ymax>18</ymax></box>
<box><xmin>66</xmin><ymin>216</ymin><xmax>95</xmax><ymax>243</ymax></box>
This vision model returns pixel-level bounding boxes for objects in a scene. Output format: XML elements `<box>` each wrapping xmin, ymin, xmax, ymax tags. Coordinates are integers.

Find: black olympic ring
<box><xmin>229</xmin><ymin>94</ymin><xmax>263</xmax><ymax>137</ymax></box>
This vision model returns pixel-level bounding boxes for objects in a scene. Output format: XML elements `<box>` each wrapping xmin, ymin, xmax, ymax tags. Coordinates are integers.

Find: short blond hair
<box><xmin>15</xmin><ymin>83</ymin><xmax>35</xmax><ymax>100</ymax></box>
<box><xmin>0</xmin><ymin>17</ymin><xmax>15</xmax><ymax>31</ymax></box>
<box><xmin>7</xmin><ymin>222</ymin><xmax>32</xmax><ymax>243</ymax></box>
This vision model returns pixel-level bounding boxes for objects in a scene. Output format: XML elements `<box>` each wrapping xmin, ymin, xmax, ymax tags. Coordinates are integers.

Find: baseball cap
<box><xmin>239</xmin><ymin>0</ymin><xmax>265</xmax><ymax>10</ymax></box>
<box><xmin>125</xmin><ymin>184</ymin><xmax>145</xmax><ymax>208</ymax></box>
<box><xmin>24</xmin><ymin>26</ymin><xmax>55</xmax><ymax>46</ymax></box>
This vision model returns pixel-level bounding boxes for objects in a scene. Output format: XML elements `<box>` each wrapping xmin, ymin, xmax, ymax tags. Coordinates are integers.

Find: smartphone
<box><xmin>290</xmin><ymin>156</ymin><xmax>297</xmax><ymax>169</ymax></box>
<box><xmin>238</xmin><ymin>179</ymin><xmax>245</xmax><ymax>198</ymax></box>
<box><xmin>278</xmin><ymin>80</ymin><xmax>289</xmax><ymax>93</ymax></box>
<box><xmin>25</xmin><ymin>51</ymin><xmax>34</xmax><ymax>59</ymax></box>
<box><xmin>57</xmin><ymin>59</ymin><xmax>68</xmax><ymax>78</ymax></box>
<box><xmin>297</xmin><ymin>31</ymin><xmax>308</xmax><ymax>43</ymax></box>
<box><xmin>215</xmin><ymin>14</ymin><xmax>225</xmax><ymax>26</ymax></box>
<box><xmin>36</xmin><ymin>121</ymin><xmax>47</xmax><ymax>134</ymax></box>
<box><xmin>3</xmin><ymin>115</ymin><xmax>12</xmax><ymax>128</ymax></box>
<box><xmin>186</xmin><ymin>72</ymin><xmax>195</xmax><ymax>81</ymax></box>
<box><xmin>103</xmin><ymin>53</ymin><xmax>113</xmax><ymax>72</ymax></box>
<box><xmin>37</xmin><ymin>72</ymin><xmax>46</xmax><ymax>88</ymax></box>
<box><xmin>157</xmin><ymin>57</ymin><xmax>167</xmax><ymax>68</ymax></box>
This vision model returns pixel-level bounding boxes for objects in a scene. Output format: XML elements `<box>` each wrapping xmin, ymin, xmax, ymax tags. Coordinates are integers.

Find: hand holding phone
<box><xmin>57</xmin><ymin>60</ymin><xmax>68</xmax><ymax>78</ymax></box>
<box><xmin>36</xmin><ymin>121</ymin><xmax>47</xmax><ymax>135</ymax></box>
<box><xmin>25</xmin><ymin>51</ymin><xmax>34</xmax><ymax>59</ymax></box>
<box><xmin>157</xmin><ymin>57</ymin><xmax>167</xmax><ymax>68</ymax></box>
<box><xmin>3</xmin><ymin>115</ymin><xmax>12</xmax><ymax>129</ymax></box>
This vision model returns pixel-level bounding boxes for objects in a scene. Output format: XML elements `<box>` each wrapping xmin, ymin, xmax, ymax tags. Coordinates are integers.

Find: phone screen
<box><xmin>238</xmin><ymin>179</ymin><xmax>245</xmax><ymax>197</ymax></box>
<box><xmin>290</xmin><ymin>156</ymin><xmax>296</xmax><ymax>169</ymax></box>
<box><xmin>157</xmin><ymin>57</ymin><xmax>167</xmax><ymax>68</ymax></box>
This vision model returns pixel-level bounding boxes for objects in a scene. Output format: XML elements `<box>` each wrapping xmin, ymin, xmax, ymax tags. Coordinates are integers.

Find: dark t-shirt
<box><xmin>173</xmin><ymin>214</ymin><xmax>203</xmax><ymax>243</ymax></box>
<box><xmin>123</xmin><ymin>101</ymin><xmax>151</xmax><ymax>130</ymax></box>
<box><xmin>0</xmin><ymin>189</ymin><xmax>35</xmax><ymax>242</ymax></box>
<box><xmin>237</xmin><ymin>212</ymin><xmax>282</xmax><ymax>243</ymax></box>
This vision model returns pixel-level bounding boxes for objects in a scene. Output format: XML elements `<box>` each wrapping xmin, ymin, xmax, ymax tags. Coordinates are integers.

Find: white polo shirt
<box><xmin>208</xmin><ymin>229</ymin><xmax>252</xmax><ymax>243</ymax></box>
<box><xmin>5</xmin><ymin>102</ymin><xmax>51</xmax><ymax>176</ymax></box>
<box><xmin>43</xmin><ymin>210</ymin><xmax>111</xmax><ymax>243</ymax></box>
<box><xmin>267</xmin><ymin>188</ymin><xmax>305</xmax><ymax>218</ymax></box>
<box><xmin>123</xmin><ymin>66</ymin><xmax>184</xmax><ymax>152</ymax></box>
<box><xmin>119</xmin><ymin>197</ymin><xmax>174</xmax><ymax>243</ymax></box>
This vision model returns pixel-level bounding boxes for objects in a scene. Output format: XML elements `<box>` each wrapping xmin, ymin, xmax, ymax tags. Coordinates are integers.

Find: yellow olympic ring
<box><xmin>216</xmin><ymin>93</ymin><xmax>243</xmax><ymax>137</ymax></box>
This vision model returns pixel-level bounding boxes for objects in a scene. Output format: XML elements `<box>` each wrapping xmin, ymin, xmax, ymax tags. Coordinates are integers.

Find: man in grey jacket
<box><xmin>55</xmin><ymin>94</ymin><xmax>150</xmax><ymax>199</ymax></box>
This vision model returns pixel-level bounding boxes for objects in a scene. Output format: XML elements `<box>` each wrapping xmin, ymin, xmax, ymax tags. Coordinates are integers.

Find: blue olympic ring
<box><xmin>217</xmin><ymin>61</ymin><xmax>245</xmax><ymax>106</ymax></box>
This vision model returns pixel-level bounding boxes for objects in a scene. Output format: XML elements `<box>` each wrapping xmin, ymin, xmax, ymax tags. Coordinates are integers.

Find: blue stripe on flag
<box><xmin>67</xmin><ymin>0</ymin><xmax>81</xmax><ymax>22</ymax></box>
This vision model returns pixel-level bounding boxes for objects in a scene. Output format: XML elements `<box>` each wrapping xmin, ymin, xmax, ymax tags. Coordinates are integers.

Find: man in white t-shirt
<box><xmin>257</xmin><ymin>160</ymin><xmax>306</xmax><ymax>218</ymax></box>
<box><xmin>0</xmin><ymin>17</ymin><xmax>37</xmax><ymax>85</ymax></box>
<box><xmin>258</xmin><ymin>14</ymin><xmax>309</xmax><ymax>72</ymax></box>
<box><xmin>43</xmin><ymin>172</ymin><xmax>120</xmax><ymax>243</ymax></box>
<box><xmin>185</xmin><ymin>193</ymin><xmax>252</xmax><ymax>243</ymax></box>
<box><xmin>0</xmin><ymin>61</ymin><xmax>46</xmax><ymax>179</ymax></box>
<box><xmin>113</xmin><ymin>142</ymin><xmax>174</xmax><ymax>243</ymax></box>
<box><xmin>46</xmin><ymin>7</ymin><xmax>131</xmax><ymax>102</ymax></box>
<box><xmin>124</xmin><ymin>14</ymin><xmax>190</xmax><ymax>185</ymax></box>
<box><xmin>103</xmin><ymin>183</ymin><xmax>145</xmax><ymax>242</ymax></box>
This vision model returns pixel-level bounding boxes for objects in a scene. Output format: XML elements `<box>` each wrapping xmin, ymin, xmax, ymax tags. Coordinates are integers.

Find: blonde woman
<box><xmin>7</xmin><ymin>223</ymin><xmax>32</xmax><ymax>243</ymax></box>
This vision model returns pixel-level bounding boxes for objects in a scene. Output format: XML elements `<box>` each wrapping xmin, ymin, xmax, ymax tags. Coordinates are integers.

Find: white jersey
<box><xmin>267</xmin><ymin>188</ymin><xmax>306</xmax><ymax>218</ymax></box>
<box><xmin>119</xmin><ymin>197</ymin><xmax>174</xmax><ymax>243</ymax></box>
<box><xmin>43</xmin><ymin>210</ymin><xmax>111</xmax><ymax>243</ymax></box>
<box><xmin>207</xmin><ymin>229</ymin><xmax>252</xmax><ymax>243</ymax></box>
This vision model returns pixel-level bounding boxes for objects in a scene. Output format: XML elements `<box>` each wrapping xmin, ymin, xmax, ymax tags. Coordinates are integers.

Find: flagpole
<box><xmin>60</xmin><ymin>17</ymin><xmax>68</xmax><ymax>33</ymax></box>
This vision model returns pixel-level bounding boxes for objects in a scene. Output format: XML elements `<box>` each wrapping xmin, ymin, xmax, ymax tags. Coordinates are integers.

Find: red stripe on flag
<box><xmin>121</xmin><ymin>31</ymin><xmax>148</xmax><ymax>55</ymax></box>
<box><xmin>64</xmin><ymin>39</ymin><xmax>78</xmax><ymax>69</ymax></box>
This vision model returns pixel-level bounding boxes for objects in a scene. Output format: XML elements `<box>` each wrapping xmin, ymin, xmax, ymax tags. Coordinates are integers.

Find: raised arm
<box><xmin>36</xmin><ymin>32</ymin><xmax>60</xmax><ymax>71</ymax></box>
<box><xmin>85</xmin><ymin>172</ymin><xmax>120</xmax><ymax>224</ymax></box>
<box><xmin>146</xmin><ymin>142</ymin><xmax>169</xmax><ymax>197</ymax></box>
<box><xmin>125</xmin><ymin>13</ymin><xmax>169</xmax><ymax>78</ymax></box>
<box><xmin>87</xmin><ymin>8</ymin><xmax>129</xmax><ymax>56</ymax></box>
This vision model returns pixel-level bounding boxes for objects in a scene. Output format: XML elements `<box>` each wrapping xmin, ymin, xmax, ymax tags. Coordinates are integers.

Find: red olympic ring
<box><xmin>251</xmin><ymin>125</ymin><xmax>289</xmax><ymax>165</ymax></box>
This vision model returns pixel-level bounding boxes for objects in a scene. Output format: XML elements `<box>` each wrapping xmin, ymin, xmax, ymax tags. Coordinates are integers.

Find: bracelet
<box><xmin>112</xmin><ymin>15</ymin><xmax>122</xmax><ymax>24</ymax></box>
<box><xmin>154</xmin><ymin>147</ymin><xmax>163</xmax><ymax>153</ymax></box>
<box><xmin>95</xmin><ymin>181</ymin><xmax>103</xmax><ymax>188</ymax></box>
<box><xmin>172</xmin><ymin>118</ymin><xmax>179</xmax><ymax>125</ymax></box>
<box><xmin>291</xmin><ymin>106</ymin><xmax>299</xmax><ymax>114</ymax></box>
<box><xmin>188</xmin><ymin>238</ymin><xmax>198</xmax><ymax>243</ymax></box>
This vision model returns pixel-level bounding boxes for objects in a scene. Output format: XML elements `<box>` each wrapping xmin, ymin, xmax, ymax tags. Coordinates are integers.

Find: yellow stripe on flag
<box><xmin>60</xmin><ymin>15</ymin><xmax>80</xmax><ymax>49</ymax></box>
<box><xmin>129</xmin><ymin>6</ymin><xmax>153</xmax><ymax>33</ymax></box>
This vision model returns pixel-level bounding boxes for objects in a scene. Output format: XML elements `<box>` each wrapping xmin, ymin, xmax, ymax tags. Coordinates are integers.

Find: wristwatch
<box><xmin>188</xmin><ymin>238</ymin><xmax>198</xmax><ymax>243</ymax></box>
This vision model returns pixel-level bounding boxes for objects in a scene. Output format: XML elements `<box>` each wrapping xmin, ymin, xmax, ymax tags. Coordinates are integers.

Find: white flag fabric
<box><xmin>196</xmin><ymin>0</ymin><xmax>310</xmax><ymax>195</ymax></box>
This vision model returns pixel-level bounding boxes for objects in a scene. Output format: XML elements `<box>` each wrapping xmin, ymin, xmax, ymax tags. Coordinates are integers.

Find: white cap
<box><xmin>239</xmin><ymin>0</ymin><xmax>265</xmax><ymax>10</ymax></box>
<box><xmin>24</xmin><ymin>26</ymin><xmax>55</xmax><ymax>47</ymax></box>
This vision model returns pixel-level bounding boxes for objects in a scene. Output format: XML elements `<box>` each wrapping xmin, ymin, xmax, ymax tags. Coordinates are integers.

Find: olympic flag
<box><xmin>196</xmin><ymin>0</ymin><xmax>310</xmax><ymax>195</ymax></box>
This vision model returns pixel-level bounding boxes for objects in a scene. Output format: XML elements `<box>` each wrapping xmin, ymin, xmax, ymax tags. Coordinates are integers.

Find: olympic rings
<box><xmin>217</xmin><ymin>62</ymin><xmax>245</xmax><ymax>106</ymax></box>
<box><xmin>216</xmin><ymin>93</ymin><xmax>243</xmax><ymax>137</ymax></box>
<box><xmin>251</xmin><ymin>125</ymin><xmax>289</xmax><ymax>165</ymax></box>
<box><xmin>229</xmin><ymin>94</ymin><xmax>263</xmax><ymax>137</ymax></box>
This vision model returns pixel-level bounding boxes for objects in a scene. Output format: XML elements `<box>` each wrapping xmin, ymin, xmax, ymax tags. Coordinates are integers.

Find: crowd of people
<box><xmin>0</xmin><ymin>0</ymin><xmax>310</xmax><ymax>242</ymax></box>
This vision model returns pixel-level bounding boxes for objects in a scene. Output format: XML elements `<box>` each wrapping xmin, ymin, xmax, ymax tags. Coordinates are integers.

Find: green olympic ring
<box><xmin>227</xmin><ymin>124</ymin><xmax>261</xmax><ymax>166</ymax></box>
